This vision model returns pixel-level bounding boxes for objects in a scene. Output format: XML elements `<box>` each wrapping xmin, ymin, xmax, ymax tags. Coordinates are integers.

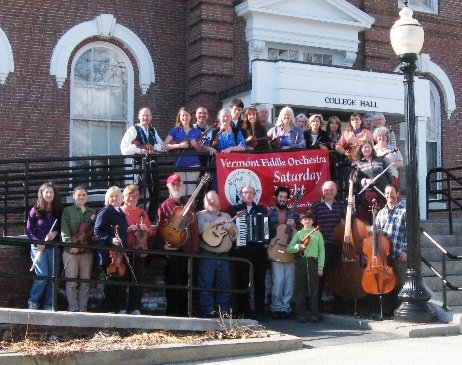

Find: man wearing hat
<box><xmin>156</xmin><ymin>174</ymin><xmax>200</xmax><ymax>316</ymax></box>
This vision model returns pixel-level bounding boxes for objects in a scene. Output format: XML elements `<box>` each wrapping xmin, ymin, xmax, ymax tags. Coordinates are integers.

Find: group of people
<box><xmin>25</xmin><ymin>102</ymin><xmax>407</xmax><ymax>322</ymax></box>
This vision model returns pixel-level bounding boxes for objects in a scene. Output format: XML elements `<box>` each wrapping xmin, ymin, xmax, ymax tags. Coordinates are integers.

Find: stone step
<box><xmin>420</xmin><ymin>220</ymin><xmax>462</xmax><ymax>235</ymax></box>
<box><xmin>424</xmin><ymin>274</ymin><xmax>462</xmax><ymax>291</ymax></box>
<box><xmin>421</xmin><ymin>246</ymin><xmax>462</xmax><ymax>262</ymax></box>
<box><xmin>422</xmin><ymin>260</ymin><xmax>462</xmax><ymax>276</ymax></box>
<box><xmin>420</xmin><ymin>234</ymin><xmax>462</xmax><ymax>249</ymax></box>
<box><xmin>430</xmin><ymin>289</ymin><xmax>462</xmax><ymax>307</ymax></box>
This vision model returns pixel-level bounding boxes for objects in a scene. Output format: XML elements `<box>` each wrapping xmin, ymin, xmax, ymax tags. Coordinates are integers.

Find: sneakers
<box><xmin>131</xmin><ymin>309</ymin><xmax>141</xmax><ymax>315</ymax></box>
<box><xmin>28</xmin><ymin>301</ymin><xmax>38</xmax><ymax>310</ymax></box>
<box><xmin>118</xmin><ymin>309</ymin><xmax>127</xmax><ymax>314</ymax></box>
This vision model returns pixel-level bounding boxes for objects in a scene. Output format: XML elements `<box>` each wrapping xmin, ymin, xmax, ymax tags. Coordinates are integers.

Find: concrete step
<box><xmin>421</xmin><ymin>246</ymin><xmax>462</xmax><ymax>261</ymax></box>
<box><xmin>421</xmin><ymin>220</ymin><xmax>462</xmax><ymax>235</ymax></box>
<box><xmin>424</xmin><ymin>274</ymin><xmax>462</xmax><ymax>291</ymax></box>
<box><xmin>421</xmin><ymin>234</ymin><xmax>462</xmax><ymax>249</ymax></box>
<box><xmin>430</xmin><ymin>289</ymin><xmax>462</xmax><ymax>307</ymax></box>
<box><xmin>422</xmin><ymin>260</ymin><xmax>462</xmax><ymax>276</ymax></box>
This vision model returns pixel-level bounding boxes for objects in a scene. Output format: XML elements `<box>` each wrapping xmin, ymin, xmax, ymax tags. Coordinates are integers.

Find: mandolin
<box><xmin>202</xmin><ymin>210</ymin><xmax>246</xmax><ymax>247</ymax></box>
<box><xmin>267</xmin><ymin>191</ymin><xmax>301</xmax><ymax>263</ymax></box>
<box><xmin>158</xmin><ymin>173</ymin><xmax>211</xmax><ymax>248</ymax></box>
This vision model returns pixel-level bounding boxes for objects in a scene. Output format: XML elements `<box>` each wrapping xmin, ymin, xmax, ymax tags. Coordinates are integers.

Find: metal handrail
<box><xmin>427</xmin><ymin>166</ymin><xmax>462</xmax><ymax>235</ymax></box>
<box><xmin>0</xmin><ymin>236</ymin><xmax>253</xmax><ymax>317</ymax></box>
<box><xmin>420</xmin><ymin>227</ymin><xmax>462</xmax><ymax>310</ymax></box>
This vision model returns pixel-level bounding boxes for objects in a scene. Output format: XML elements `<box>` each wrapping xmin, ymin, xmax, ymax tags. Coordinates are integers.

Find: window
<box><xmin>399</xmin><ymin>0</ymin><xmax>438</xmax><ymax>14</ymax></box>
<box><xmin>71</xmin><ymin>43</ymin><xmax>133</xmax><ymax>189</ymax></box>
<box><xmin>268</xmin><ymin>47</ymin><xmax>333</xmax><ymax>65</ymax></box>
<box><xmin>427</xmin><ymin>82</ymin><xmax>442</xmax><ymax>195</ymax></box>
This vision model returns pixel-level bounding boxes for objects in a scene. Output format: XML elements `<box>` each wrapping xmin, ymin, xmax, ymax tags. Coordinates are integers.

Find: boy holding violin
<box><xmin>287</xmin><ymin>211</ymin><xmax>325</xmax><ymax>323</ymax></box>
<box><xmin>61</xmin><ymin>186</ymin><xmax>95</xmax><ymax>312</ymax></box>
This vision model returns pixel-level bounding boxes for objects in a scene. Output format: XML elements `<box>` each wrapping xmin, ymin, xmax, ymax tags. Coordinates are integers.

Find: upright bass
<box><xmin>329</xmin><ymin>171</ymin><xmax>368</xmax><ymax>299</ymax></box>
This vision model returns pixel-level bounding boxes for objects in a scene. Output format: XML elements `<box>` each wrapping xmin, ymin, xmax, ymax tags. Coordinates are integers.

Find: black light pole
<box><xmin>390</xmin><ymin>2</ymin><xmax>437</xmax><ymax>323</ymax></box>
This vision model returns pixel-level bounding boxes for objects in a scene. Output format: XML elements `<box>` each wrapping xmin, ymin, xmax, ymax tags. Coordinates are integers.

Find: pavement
<box><xmin>0</xmin><ymin>306</ymin><xmax>461</xmax><ymax>365</ymax></box>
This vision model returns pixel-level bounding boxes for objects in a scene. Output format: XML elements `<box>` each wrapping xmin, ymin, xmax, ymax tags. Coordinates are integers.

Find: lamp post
<box><xmin>389</xmin><ymin>1</ymin><xmax>437</xmax><ymax>323</ymax></box>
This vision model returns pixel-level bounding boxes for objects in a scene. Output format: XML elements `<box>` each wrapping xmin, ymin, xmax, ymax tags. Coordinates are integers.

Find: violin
<box><xmin>268</xmin><ymin>136</ymin><xmax>283</xmax><ymax>149</ymax></box>
<box><xmin>131</xmin><ymin>139</ymin><xmax>155</xmax><ymax>153</ymax></box>
<box><xmin>301</xmin><ymin>226</ymin><xmax>320</xmax><ymax>246</ymax></box>
<box><xmin>245</xmin><ymin>135</ymin><xmax>269</xmax><ymax>148</ymax></box>
<box><xmin>106</xmin><ymin>225</ymin><xmax>126</xmax><ymax>278</ymax></box>
<box><xmin>134</xmin><ymin>214</ymin><xmax>149</xmax><ymax>258</ymax></box>
<box><xmin>71</xmin><ymin>215</ymin><xmax>96</xmax><ymax>253</ymax></box>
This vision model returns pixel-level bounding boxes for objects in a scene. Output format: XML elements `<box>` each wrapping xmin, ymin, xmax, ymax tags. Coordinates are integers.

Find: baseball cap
<box><xmin>167</xmin><ymin>174</ymin><xmax>182</xmax><ymax>185</ymax></box>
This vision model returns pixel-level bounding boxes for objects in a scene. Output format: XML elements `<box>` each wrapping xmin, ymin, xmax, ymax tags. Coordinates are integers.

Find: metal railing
<box><xmin>426</xmin><ymin>166</ymin><xmax>462</xmax><ymax>235</ymax></box>
<box><xmin>0</xmin><ymin>152</ymin><xmax>213</xmax><ymax>236</ymax></box>
<box><xmin>420</xmin><ymin>227</ymin><xmax>462</xmax><ymax>310</ymax></box>
<box><xmin>0</xmin><ymin>236</ymin><xmax>253</xmax><ymax>317</ymax></box>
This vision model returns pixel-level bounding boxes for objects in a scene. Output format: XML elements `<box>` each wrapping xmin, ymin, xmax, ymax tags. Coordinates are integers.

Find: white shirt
<box><xmin>120</xmin><ymin>124</ymin><xmax>163</xmax><ymax>155</ymax></box>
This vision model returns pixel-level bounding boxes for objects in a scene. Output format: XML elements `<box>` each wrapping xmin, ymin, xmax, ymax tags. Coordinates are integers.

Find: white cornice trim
<box><xmin>0</xmin><ymin>28</ymin><xmax>14</xmax><ymax>84</ymax></box>
<box><xmin>50</xmin><ymin>14</ymin><xmax>154</xmax><ymax>94</ymax></box>
<box><xmin>417</xmin><ymin>53</ymin><xmax>456</xmax><ymax>119</ymax></box>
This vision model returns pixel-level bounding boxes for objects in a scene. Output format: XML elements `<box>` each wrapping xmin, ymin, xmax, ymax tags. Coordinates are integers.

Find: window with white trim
<box><xmin>399</xmin><ymin>0</ymin><xmax>438</xmax><ymax>14</ymax></box>
<box><xmin>71</xmin><ymin>43</ymin><xmax>133</xmax><ymax>188</ymax></box>
<box><xmin>267</xmin><ymin>46</ymin><xmax>333</xmax><ymax>65</ymax></box>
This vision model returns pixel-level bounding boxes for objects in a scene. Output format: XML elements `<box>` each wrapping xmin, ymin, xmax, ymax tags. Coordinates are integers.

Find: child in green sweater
<box><xmin>287</xmin><ymin>210</ymin><xmax>325</xmax><ymax>322</ymax></box>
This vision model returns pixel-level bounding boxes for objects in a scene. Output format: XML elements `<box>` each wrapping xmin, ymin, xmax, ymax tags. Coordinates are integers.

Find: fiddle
<box><xmin>71</xmin><ymin>215</ymin><xmax>96</xmax><ymax>253</ymax></box>
<box><xmin>131</xmin><ymin>139</ymin><xmax>155</xmax><ymax>153</ymax></box>
<box><xmin>245</xmin><ymin>135</ymin><xmax>269</xmax><ymax>148</ymax></box>
<box><xmin>301</xmin><ymin>226</ymin><xmax>320</xmax><ymax>246</ymax></box>
<box><xmin>106</xmin><ymin>225</ymin><xmax>126</xmax><ymax>278</ymax></box>
<box><xmin>268</xmin><ymin>136</ymin><xmax>283</xmax><ymax>149</ymax></box>
<box><xmin>134</xmin><ymin>214</ymin><xmax>149</xmax><ymax>258</ymax></box>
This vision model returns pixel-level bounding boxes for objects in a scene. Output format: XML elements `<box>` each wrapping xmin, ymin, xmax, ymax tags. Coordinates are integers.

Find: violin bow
<box><xmin>357</xmin><ymin>161</ymin><xmax>395</xmax><ymax>196</ymax></box>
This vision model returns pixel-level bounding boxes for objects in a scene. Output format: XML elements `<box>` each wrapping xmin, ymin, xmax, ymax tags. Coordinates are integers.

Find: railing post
<box><xmin>2</xmin><ymin>175</ymin><xmax>8</xmax><ymax>236</ymax></box>
<box><xmin>188</xmin><ymin>254</ymin><xmax>193</xmax><ymax>317</ymax></box>
<box><xmin>52</xmin><ymin>243</ymin><xmax>60</xmax><ymax>312</ymax></box>
<box><xmin>442</xmin><ymin>252</ymin><xmax>447</xmax><ymax>310</ymax></box>
<box><xmin>141</xmin><ymin>157</ymin><xmax>147</xmax><ymax>211</ymax></box>
<box><xmin>447</xmin><ymin>174</ymin><xmax>453</xmax><ymax>235</ymax></box>
<box><xmin>23</xmin><ymin>161</ymin><xmax>30</xmax><ymax>225</ymax></box>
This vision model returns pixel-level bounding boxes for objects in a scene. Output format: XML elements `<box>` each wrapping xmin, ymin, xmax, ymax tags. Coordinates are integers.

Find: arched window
<box><xmin>399</xmin><ymin>0</ymin><xmax>438</xmax><ymax>14</ymax></box>
<box><xmin>427</xmin><ymin>82</ymin><xmax>442</xmax><ymax>191</ymax></box>
<box><xmin>70</xmin><ymin>42</ymin><xmax>134</xmax><ymax>188</ymax></box>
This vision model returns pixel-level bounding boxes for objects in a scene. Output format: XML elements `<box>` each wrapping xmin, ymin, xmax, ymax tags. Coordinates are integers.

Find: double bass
<box><xmin>329</xmin><ymin>171</ymin><xmax>368</xmax><ymax>299</ymax></box>
<box><xmin>158</xmin><ymin>173</ymin><xmax>211</xmax><ymax>248</ymax></box>
<box><xmin>361</xmin><ymin>199</ymin><xmax>397</xmax><ymax>295</ymax></box>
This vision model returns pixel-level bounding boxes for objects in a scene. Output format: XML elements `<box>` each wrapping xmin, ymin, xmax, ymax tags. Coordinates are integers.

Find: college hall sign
<box><xmin>324</xmin><ymin>96</ymin><xmax>378</xmax><ymax>109</ymax></box>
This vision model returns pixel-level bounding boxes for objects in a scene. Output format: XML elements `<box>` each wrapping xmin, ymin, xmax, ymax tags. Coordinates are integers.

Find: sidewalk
<box><xmin>0</xmin><ymin>308</ymin><xmax>460</xmax><ymax>365</ymax></box>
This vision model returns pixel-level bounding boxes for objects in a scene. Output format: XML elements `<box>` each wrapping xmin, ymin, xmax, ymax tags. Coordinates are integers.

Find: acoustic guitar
<box><xmin>267</xmin><ymin>191</ymin><xmax>301</xmax><ymax>263</ymax></box>
<box><xmin>202</xmin><ymin>210</ymin><xmax>246</xmax><ymax>247</ymax></box>
<box><xmin>157</xmin><ymin>173</ymin><xmax>211</xmax><ymax>248</ymax></box>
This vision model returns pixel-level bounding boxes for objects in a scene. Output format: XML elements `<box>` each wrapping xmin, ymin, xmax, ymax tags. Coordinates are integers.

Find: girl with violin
<box><xmin>94</xmin><ymin>186</ymin><xmax>129</xmax><ymax>314</ymax></box>
<box><xmin>26</xmin><ymin>182</ymin><xmax>62</xmax><ymax>310</ymax></box>
<box><xmin>120</xmin><ymin>184</ymin><xmax>154</xmax><ymax>315</ymax></box>
<box><xmin>241</xmin><ymin>106</ymin><xmax>268</xmax><ymax>151</ymax></box>
<box><xmin>61</xmin><ymin>186</ymin><xmax>95</xmax><ymax>312</ymax></box>
<box><xmin>287</xmin><ymin>211</ymin><xmax>325</xmax><ymax>323</ymax></box>
<box><xmin>162</xmin><ymin>107</ymin><xmax>204</xmax><ymax>196</ymax></box>
<box><xmin>353</xmin><ymin>141</ymin><xmax>392</xmax><ymax>224</ymax></box>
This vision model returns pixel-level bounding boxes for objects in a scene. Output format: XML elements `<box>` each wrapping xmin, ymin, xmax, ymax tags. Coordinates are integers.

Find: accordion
<box><xmin>236</xmin><ymin>213</ymin><xmax>269</xmax><ymax>247</ymax></box>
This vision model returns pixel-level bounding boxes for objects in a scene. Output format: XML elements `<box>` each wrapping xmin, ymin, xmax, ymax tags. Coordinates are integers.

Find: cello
<box><xmin>329</xmin><ymin>170</ymin><xmax>368</xmax><ymax>299</ymax></box>
<box><xmin>361</xmin><ymin>199</ymin><xmax>397</xmax><ymax>295</ymax></box>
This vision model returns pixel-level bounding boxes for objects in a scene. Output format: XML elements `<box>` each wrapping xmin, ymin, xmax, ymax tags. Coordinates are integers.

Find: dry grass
<box><xmin>0</xmin><ymin>313</ymin><xmax>266</xmax><ymax>361</ymax></box>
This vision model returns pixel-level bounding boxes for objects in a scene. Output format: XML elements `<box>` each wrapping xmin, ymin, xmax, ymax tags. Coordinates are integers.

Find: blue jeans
<box><xmin>270</xmin><ymin>260</ymin><xmax>295</xmax><ymax>313</ymax></box>
<box><xmin>29</xmin><ymin>246</ymin><xmax>54</xmax><ymax>310</ymax></box>
<box><xmin>197</xmin><ymin>256</ymin><xmax>231</xmax><ymax>316</ymax></box>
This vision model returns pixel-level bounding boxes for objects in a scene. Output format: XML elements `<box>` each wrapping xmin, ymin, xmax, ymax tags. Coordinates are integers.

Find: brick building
<box><xmin>0</xmin><ymin>0</ymin><xmax>460</xmax><ymax>309</ymax></box>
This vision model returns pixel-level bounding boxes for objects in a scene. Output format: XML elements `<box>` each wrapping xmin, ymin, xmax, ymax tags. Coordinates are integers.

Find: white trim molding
<box><xmin>0</xmin><ymin>28</ymin><xmax>14</xmax><ymax>84</ymax></box>
<box><xmin>417</xmin><ymin>53</ymin><xmax>456</xmax><ymax>119</ymax></box>
<box><xmin>50</xmin><ymin>14</ymin><xmax>154</xmax><ymax>94</ymax></box>
<box><xmin>235</xmin><ymin>0</ymin><xmax>375</xmax><ymax>69</ymax></box>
